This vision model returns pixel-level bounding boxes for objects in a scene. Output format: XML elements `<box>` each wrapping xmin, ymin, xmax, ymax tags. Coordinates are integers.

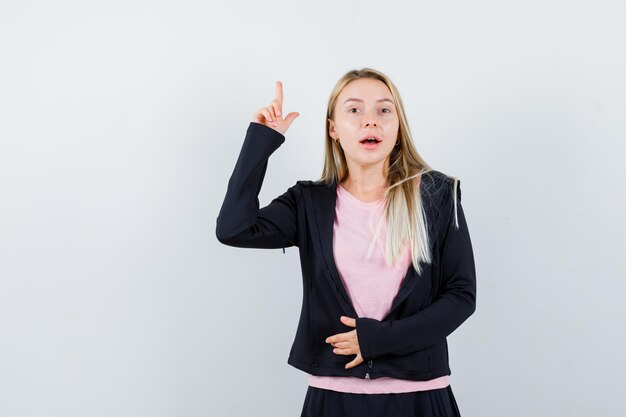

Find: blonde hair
<box><xmin>319</xmin><ymin>67</ymin><xmax>460</xmax><ymax>275</ymax></box>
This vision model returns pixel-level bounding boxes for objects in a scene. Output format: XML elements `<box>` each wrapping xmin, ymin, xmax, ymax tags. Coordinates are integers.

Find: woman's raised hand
<box><xmin>251</xmin><ymin>81</ymin><xmax>300</xmax><ymax>136</ymax></box>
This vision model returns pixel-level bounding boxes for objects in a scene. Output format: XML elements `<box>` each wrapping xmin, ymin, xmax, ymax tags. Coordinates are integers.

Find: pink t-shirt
<box><xmin>307</xmin><ymin>183</ymin><xmax>450</xmax><ymax>394</ymax></box>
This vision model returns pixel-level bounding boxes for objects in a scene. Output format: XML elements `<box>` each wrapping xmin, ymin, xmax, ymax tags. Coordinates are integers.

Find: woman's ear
<box><xmin>328</xmin><ymin>118</ymin><xmax>337</xmax><ymax>138</ymax></box>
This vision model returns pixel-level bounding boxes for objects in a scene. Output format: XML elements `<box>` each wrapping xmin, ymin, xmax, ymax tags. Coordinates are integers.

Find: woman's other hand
<box><xmin>251</xmin><ymin>80</ymin><xmax>300</xmax><ymax>135</ymax></box>
<box><xmin>325</xmin><ymin>316</ymin><xmax>364</xmax><ymax>370</ymax></box>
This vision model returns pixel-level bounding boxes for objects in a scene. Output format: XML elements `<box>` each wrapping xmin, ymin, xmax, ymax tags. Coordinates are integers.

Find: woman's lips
<box><xmin>360</xmin><ymin>140</ymin><xmax>381</xmax><ymax>150</ymax></box>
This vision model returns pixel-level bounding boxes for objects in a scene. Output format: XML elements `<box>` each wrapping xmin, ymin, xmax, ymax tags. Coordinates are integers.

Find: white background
<box><xmin>1</xmin><ymin>1</ymin><xmax>625</xmax><ymax>416</ymax></box>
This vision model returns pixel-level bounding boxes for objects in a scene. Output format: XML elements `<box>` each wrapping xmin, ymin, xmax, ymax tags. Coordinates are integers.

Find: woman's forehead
<box><xmin>339</xmin><ymin>79</ymin><xmax>394</xmax><ymax>104</ymax></box>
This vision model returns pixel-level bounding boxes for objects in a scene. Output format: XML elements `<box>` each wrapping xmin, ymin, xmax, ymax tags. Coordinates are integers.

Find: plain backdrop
<box><xmin>1</xmin><ymin>1</ymin><xmax>625</xmax><ymax>416</ymax></box>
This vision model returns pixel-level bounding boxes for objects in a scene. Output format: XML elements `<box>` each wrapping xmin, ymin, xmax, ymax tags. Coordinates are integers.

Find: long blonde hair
<box><xmin>319</xmin><ymin>68</ymin><xmax>460</xmax><ymax>275</ymax></box>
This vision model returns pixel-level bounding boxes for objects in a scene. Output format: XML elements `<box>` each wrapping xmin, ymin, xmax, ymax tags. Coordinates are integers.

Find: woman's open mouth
<box><xmin>360</xmin><ymin>137</ymin><xmax>381</xmax><ymax>150</ymax></box>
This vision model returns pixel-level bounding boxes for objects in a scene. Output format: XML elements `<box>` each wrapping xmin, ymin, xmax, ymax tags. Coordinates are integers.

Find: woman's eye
<box><xmin>348</xmin><ymin>108</ymin><xmax>391</xmax><ymax>113</ymax></box>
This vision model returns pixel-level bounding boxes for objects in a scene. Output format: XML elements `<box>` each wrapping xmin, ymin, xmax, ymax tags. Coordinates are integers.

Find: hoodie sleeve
<box><xmin>215</xmin><ymin>122</ymin><xmax>301</xmax><ymax>249</ymax></box>
<box><xmin>355</xmin><ymin>179</ymin><xmax>476</xmax><ymax>359</ymax></box>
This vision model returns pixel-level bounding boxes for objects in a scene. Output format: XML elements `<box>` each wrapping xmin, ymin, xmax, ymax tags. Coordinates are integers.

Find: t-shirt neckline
<box><xmin>337</xmin><ymin>183</ymin><xmax>385</xmax><ymax>209</ymax></box>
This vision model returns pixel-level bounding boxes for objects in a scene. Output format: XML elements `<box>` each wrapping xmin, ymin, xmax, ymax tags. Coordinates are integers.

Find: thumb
<box><xmin>283</xmin><ymin>112</ymin><xmax>300</xmax><ymax>129</ymax></box>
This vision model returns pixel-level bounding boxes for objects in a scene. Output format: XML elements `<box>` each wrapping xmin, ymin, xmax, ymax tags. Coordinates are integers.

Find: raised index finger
<box><xmin>275</xmin><ymin>80</ymin><xmax>283</xmax><ymax>107</ymax></box>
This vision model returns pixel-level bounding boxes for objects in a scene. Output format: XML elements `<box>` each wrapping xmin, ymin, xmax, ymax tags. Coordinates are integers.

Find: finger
<box><xmin>261</xmin><ymin>108</ymin><xmax>273</xmax><ymax>123</ymax></box>
<box><xmin>344</xmin><ymin>317</ymin><xmax>356</xmax><ymax>327</ymax></box>
<box><xmin>275</xmin><ymin>80</ymin><xmax>283</xmax><ymax>108</ymax></box>
<box><xmin>266</xmin><ymin>105</ymin><xmax>276</xmax><ymax>120</ymax></box>
<box><xmin>283</xmin><ymin>112</ymin><xmax>299</xmax><ymax>129</ymax></box>
<box><xmin>256</xmin><ymin>107</ymin><xmax>272</xmax><ymax>122</ymax></box>
<box><xmin>271</xmin><ymin>99</ymin><xmax>282</xmax><ymax>118</ymax></box>
<box><xmin>348</xmin><ymin>354</ymin><xmax>364</xmax><ymax>368</ymax></box>
<box><xmin>327</xmin><ymin>332</ymin><xmax>351</xmax><ymax>344</ymax></box>
<box><xmin>332</xmin><ymin>346</ymin><xmax>351</xmax><ymax>355</ymax></box>
<box><xmin>266</xmin><ymin>106</ymin><xmax>277</xmax><ymax>126</ymax></box>
<box><xmin>345</xmin><ymin>357</ymin><xmax>362</xmax><ymax>369</ymax></box>
<box><xmin>335</xmin><ymin>330</ymin><xmax>352</xmax><ymax>339</ymax></box>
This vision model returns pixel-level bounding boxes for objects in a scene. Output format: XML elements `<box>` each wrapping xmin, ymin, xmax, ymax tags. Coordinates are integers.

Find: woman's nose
<box><xmin>363</xmin><ymin>111</ymin><xmax>380</xmax><ymax>127</ymax></box>
<box><xmin>363</xmin><ymin>117</ymin><xmax>378</xmax><ymax>127</ymax></box>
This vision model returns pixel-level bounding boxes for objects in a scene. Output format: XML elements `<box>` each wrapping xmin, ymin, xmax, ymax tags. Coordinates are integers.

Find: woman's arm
<box><xmin>215</xmin><ymin>122</ymin><xmax>301</xmax><ymax>249</ymax></box>
<box><xmin>355</xmin><ymin>180</ymin><xmax>477</xmax><ymax>359</ymax></box>
<box><xmin>216</xmin><ymin>81</ymin><xmax>301</xmax><ymax>249</ymax></box>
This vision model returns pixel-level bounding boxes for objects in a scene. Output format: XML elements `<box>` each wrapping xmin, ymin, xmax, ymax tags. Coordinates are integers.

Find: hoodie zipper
<box><xmin>365</xmin><ymin>360</ymin><xmax>373</xmax><ymax>379</ymax></box>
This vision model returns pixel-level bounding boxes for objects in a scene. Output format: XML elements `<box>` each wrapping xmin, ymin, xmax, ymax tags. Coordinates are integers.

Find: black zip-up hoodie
<box><xmin>216</xmin><ymin>121</ymin><xmax>477</xmax><ymax>381</ymax></box>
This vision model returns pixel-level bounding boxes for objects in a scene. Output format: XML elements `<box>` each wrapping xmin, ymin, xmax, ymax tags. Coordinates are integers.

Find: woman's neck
<box><xmin>339</xmin><ymin>175</ymin><xmax>388</xmax><ymax>202</ymax></box>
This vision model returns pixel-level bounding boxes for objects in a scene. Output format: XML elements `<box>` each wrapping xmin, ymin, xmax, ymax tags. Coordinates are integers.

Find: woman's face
<box><xmin>328</xmin><ymin>78</ymin><xmax>400</xmax><ymax>171</ymax></box>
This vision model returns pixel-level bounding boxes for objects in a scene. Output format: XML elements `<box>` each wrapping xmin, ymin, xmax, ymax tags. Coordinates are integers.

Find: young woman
<box><xmin>216</xmin><ymin>68</ymin><xmax>476</xmax><ymax>417</ymax></box>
